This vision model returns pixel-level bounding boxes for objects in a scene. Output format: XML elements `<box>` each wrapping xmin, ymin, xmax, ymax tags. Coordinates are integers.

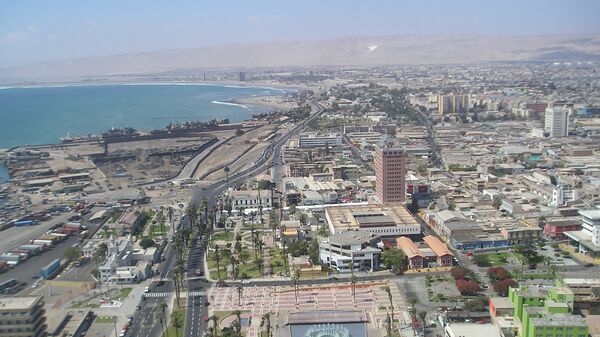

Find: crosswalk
<box><xmin>144</xmin><ymin>291</ymin><xmax>206</xmax><ymax>298</ymax></box>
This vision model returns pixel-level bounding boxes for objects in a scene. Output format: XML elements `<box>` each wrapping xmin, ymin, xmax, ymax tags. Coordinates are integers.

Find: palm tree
<box><xmin>418</xmin><ymin>311</ymin><xmax>427</xmax><ymax>335</ymax></box>
<box><xmin>381</xmin><ymin>286</ymin><xmax>394</xmax><ymax>330</ymax></box>
<box><xmin>236</xmin><ymin>285</ymin><xmax>244</xmax><ymax>306</ymax></box>
<box><xmin>385</xmin><ymin>314</ymin><xmax>392</xmax><ymax>337</ymax></box>
<box><xmin>261</xmin><ymin>313</ymin><xmax>272</xmax><ymax>337</ymax></box>
<box><xmin>172</xmin><ymin>310</ymin><xmax>183</xmax><ymax>337</ymax></box>
<box><xmin>291</xmin><ymin>267</ymin><xmax>301</xmax><ymax>305</ymax></box>
<box><xmin>210</xmin><ymin>316</ymin><xmax>219</xmax><ymax>337</ymax></box>
<box><xmin>155</xmin><ymin>310</ymin><xmax>166</xmax><ymax>337</ymax></box>
<box><xmin>215</xmin><ymin>245</ymin><xmax>222</xmax><ymax>280</ymax></box>
<box><xmin>350</xmin><ymin>274</ymin><xmax>357</xmax><ymax>303</ymax></box>
<box><xmin>229</xmin><ymin>255</ymin><xmax>238</xmax><ymax>279</ymax></box>
<box><xmin>159</xmin><ymin>302</ymin><xmax>169</xmax><ymax>337</ymax></box>
<box><xmin>234</xmin><ymin>310</ymin><xmax>242</xmax><ymax>337</ymax></box>
<box><xmin>206</xmin><ymin>327</ymin><xmax>215</xmax><ymax>337</ymax></box>
<box><xmin>282</xmin><ymin>239</ymin><xmax>289</xmax><ymax>275</ymax></box>
<box><xmin>224</xmin><ymin>166</ymin><xmax>230</xmax><ymax>187</ymax></box>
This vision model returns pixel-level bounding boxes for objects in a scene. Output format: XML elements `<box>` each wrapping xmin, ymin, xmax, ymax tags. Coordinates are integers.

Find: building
<box><xmin>298</xmin><ymin>133</ymin><xmax>343</xmax><ymax>148</ymax></box>
<box><xmin>444</xmin><ymin>323</ymin><xmax>502</xmax><ymax>337</ymax></box>
<box><xmin>544</xmin><ymin>218</ymin><xmax>581</xmax><ymax>240</ymax></box>
<box><xmin>0</xmin><ymin>296</ymin><xmax>47</xmax><ymax>337</ymax></box>
<box><xmin>324</xmin><ymin>204</ymin><xmax>420</xmax><ymax>238</ymax></box>
<box><xmin>438</xmin><ymin>94</ymin><xmax>469</xmax><ymax>114</ymax></box>
<box><xmin>544</xmin><ymin>104</ymin><xmax>570</xmax><ymax>138</ymax></box>
<box><xmin>239</xmin><ymin>72</ymin><xmax>246</xmax><ymax>82</ymax></box>
<box><xmin>230</xmin><ymin>190</ymin><xmax>272</xmax><ymax>208</ymax></box>
<box><xmin>395</xmin><ymin>235</ymin><xmax>453</xmax><ymax>270</ymax></box>
<box><xmin>503</xmin><ymin>286</ymin><xmax>589</xmax><ymax>337</ymax></box>
<box><xmin>375</xmin><ymin>147</ymin><xmax>407</xmax><ymax>204</ymax></box>
<box><xmin>565</xmin><ymin>208</ymin><xmax>600</xmax><ymax>257</ymax></box>
<box><xmin>319</xmin><ymin>229</ymin><xmax>383</xmax><ymax>272</ymax></box>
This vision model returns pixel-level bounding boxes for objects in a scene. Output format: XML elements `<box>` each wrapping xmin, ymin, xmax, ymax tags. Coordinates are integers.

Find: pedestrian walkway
<box><xmin>144</xmin><ymin>291</ymin><xmax>206</xmax><ymax>298</ymax></box>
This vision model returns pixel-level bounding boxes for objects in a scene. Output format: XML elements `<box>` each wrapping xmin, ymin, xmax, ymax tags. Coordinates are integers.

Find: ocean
<box><xmin>0</xmin><ymin>83</ymin><xmax>288</xmax><ymax>148</ymax></box>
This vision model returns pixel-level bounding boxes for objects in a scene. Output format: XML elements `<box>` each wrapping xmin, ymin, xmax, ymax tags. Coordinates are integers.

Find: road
<box><xmin>128</xmin><ymin>98</ymin><xmax>325</xmax><ymax>337</ymax></box>
<box><xmin>127</xmin><ymin>240</ymin><xmax>178</xmax><ymax>337</ymax></box>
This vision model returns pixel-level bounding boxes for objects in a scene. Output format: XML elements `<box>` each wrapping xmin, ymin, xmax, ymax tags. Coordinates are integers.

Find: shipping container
<box><xmin>31</xmin><ymin>239</ymin><xmax>54</xmax><ymax>247</ymax></box>
<box><xmin>41</xmin><ymin>258</ymin><xmax>61</xmax><ymax>279</ymax></box>
<box><xmin>18</xmin><ymin>245</ymin><xmax>42</xmax><ymax>255</ymax></box>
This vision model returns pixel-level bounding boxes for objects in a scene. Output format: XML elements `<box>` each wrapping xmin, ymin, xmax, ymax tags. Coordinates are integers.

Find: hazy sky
<box><xmin>2</xmin><ymin>0</ymin><xmax>600</xmax><ymax>66</ymax></box>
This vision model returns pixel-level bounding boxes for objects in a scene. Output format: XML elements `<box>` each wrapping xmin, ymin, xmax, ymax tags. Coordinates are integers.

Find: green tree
<box><xmin>381</xmin><ymin>285</ymin><xmax>394</xmax><ymax>328</ymax></box>
<box><xmin>261</xmin><ymin>313</ymin><xmax>272</xmax><ymax>337</ymax></box>
<box><xmin>139</xmin><ymin>237</ymin><xmax>155</xmax><ymax>249</ymax></box>
<box><xmin>64</xmin><ymin>247</ymin><xmax>81</xmax><ymax>261</ymax></box>
<box><xmin>381</xmin><ymin>248</ymin><xmax>405</xmax><ymax>274</ymax></box>
<box><xmin>492</xmin><ymin>196</ymin><xmax>502</xmax><ymax>210</ymax></box>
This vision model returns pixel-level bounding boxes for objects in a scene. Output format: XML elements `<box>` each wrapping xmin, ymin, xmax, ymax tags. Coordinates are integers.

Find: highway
<box><xmin>127</xmin><ymin>98</ymin><xmax>325</xmax><ymax>337</ymax></box>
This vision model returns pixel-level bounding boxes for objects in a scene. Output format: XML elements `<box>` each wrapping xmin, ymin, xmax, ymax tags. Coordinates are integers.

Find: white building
<box><xmin>580</xmin><ymin>209</ymin><xmax>600</xmax><ymax>247</ymax></box>
<box><xmin>544</xmin><ymin>104</ymin><xmax>570</xmax><ymax>138</ymax></box>
<box><xmin>319</xmin><ymin>230</ymin><xmax>383</xmax><ymax>272</ymax></box>
<box><xmin>230</xmin><ymin>190</ymin><xmax>272</xmax><ymax>208</ymax></box>
<box><xmin>551</xmin><ymin>185</ymin><xmax>578</xmax><ymax>207</ymax></box>
<box><xmin>298</xmin><ymin>133</ymin><xmax>343</xmax><ymax>148</ymax></box>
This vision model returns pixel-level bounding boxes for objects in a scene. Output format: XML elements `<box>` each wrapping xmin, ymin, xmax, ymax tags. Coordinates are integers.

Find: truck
<box><xmin>31</xmin><ymin>239</ymin><xmax>54</xmax><ymax>247</ymax></box>
<box><xmin>13</xmin><ymin>219</ymin><xmax>37</xmax><ymax>227</ymax></box>
<box><xmin>10</xmin><ymin>250</ymin><xmax>32</xmax><ymax>260</ymax></box>
<box><xmin>18</xmin><ymin>245</ymin><xmax>43</xmax><ymax>255</ymax></box>
<box><xmin>0</xmin><ymin>253</ymin><xmax>22</xmax><ymax>266</ymax></box>
<box><xmin>0</xmin><ymin>261</ymin><xmax>8</xmax><ymax>272</ymax></box>
<box><xmin>41</xmin><ymin>259</ymin><xmax>61</xmax><ymax>280</ymax></box>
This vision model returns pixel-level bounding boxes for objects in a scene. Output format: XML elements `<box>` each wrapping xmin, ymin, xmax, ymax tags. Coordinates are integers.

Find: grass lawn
<box><xmin>238</xmin><ymin>263</ymin><xmax>261</xmax><ymax>278</ymax></box>
<box><xmin>111</xmin><ymin>287</ymin><xmax>133</xmax><ymax>301</ymax></box>
<box><xmin>162</xmin><ymin>307</ymin><xmax>185</xmax><ymax>337</ymax></box>
<box><xmin>515</xmin><ymin>272</ymin><xmax>554</xmax><ymax>280</ymax></box>
<box><xmin>213</xmin><ymin>231</ymin><xmax>234</xmax><ymax>242</ymax></box>
<box><xmin>95</xmin><ymin>316</ymin><xmax>117</xmax><ymax>323</ymax></box>
<box><xmin>269</xmin><ymin>248</ymin><xmax>288</xmax><ymax>275</ymax></box>
<box><xmin>475</xmin><ymin>252</ymin><xmax>510</xmax><ymax>266</ymax></box>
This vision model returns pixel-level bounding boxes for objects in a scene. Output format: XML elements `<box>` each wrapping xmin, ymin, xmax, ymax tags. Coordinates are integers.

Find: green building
<box><xmin>507</xmin><ymin>286</ymin><xmax>588</xmax><ymax>337</ymax></box>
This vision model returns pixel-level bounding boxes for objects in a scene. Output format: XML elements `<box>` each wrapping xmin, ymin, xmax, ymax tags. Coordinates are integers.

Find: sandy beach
<box><xmin>233</xmin><ymin>95</ymin><xmax>298</xmax><ymax>111</ymax></box>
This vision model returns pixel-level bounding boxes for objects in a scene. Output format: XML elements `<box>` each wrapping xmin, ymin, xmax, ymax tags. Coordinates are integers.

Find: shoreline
<box><xmin>0</xmin><ymin>82</ymin><xmax>298</xmax><ymax>150</ymax></box>
<box><xmin>0</xmin><ymin>79</ymin><xmax>305</xmax><ymax>92</ymax></box>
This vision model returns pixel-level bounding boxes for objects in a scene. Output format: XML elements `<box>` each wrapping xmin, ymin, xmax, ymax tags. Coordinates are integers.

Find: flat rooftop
<box><xmin>326</xmin><ymin>204</ymin><xmax>419</xmax><ymax>232</ymax></box>
<box><xmin>0</xmin><ymin>296</ymin><xmax>41</xmax><ymax>311</ymax></box>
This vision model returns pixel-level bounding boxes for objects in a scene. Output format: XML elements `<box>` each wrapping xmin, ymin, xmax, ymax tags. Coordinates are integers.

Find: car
<box><xmin>195</xmin><ymin>269</ymin><xmax>204</xmax><ymax>276</ymax></box>
<box><xmin>136</xmin><ymin>304</ymin><xmax>141</xmax><ymax>310</ymax></box>
<box><xmin>203</xmin><ymin>316</ymin><xmax>210</xmax><ymax>322</ymax></box>
<box><xmin>127</xmin><ymin>316</ymin><xmax>133</xmax><ymax>323</ymax></box>
<box><xmin>144</xmin><ymin>286</ymin><xmax>150</xmax><ymax>293</ymax></box>
<box><xmin>585</xmin><ymin>263</ymin><xmax>595</xmax><ymax>267</ymax></box>
<box><xmin>119</xmin><ymin>331</ymin><xmax>126</xmax><ymax>337</ymax></box>
<box><xmin>204</xmin><ymin>301</ymin><xmax>210</xmax><ymax>306</ymax></box>
<box><xmin>140</xmin><ymin>295</ymin><xmax>146</xmax><ymax>301</ymax></box>
<box><xmin>241</xmin><ymin>279</ymin><xmax>250</xmax><ymax>284</ymax></box>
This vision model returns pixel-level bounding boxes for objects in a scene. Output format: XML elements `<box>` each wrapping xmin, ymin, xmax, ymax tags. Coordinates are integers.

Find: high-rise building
<box><xmin>375</xmin><ymin>146</ymin><xmax>407</xmax><ymax>204</ymax></box>
<box><xmin>239</xmin><ymin>71</ymin><xmax>246</xmax><ymax>82</ymax></box>
<box><xmin>544</xmin><ymin>104</ymin><xmax>570</xmax><ymax>137</ymax></box>
<box><xmin>0</xmin><ymin>296</ymin><xmax>47</xmax><ymax>337</ymax></box>
<box><xmin>438</xmin><ymin>94</ymin><xmax>469</xmax><ymax>114</ymax></box>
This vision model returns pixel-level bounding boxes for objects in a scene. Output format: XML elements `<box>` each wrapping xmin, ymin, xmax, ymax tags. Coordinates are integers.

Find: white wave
<box><xmin>211</xmin><ymin>100</ymin><xmax>249</xmax><ymax>109</ymax></box>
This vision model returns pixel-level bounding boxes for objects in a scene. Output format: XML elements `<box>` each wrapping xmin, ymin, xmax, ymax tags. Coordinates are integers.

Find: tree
<box><xmin>381</xmin><ymin>248</ymin><xmax>405</xmax><ymax>274</ymax></box>
<box><xmin>236</xmin><ymin>285</ymin><xmax>244</xmax><ymax>306</ymax></box>
<box><xmin>224</xmin><ymin>166</ymin><xmax>230</xmax><ymax>187</ymax></box>
<box><xmin>234</xmin><ymin>310</ymin><xmax>242</xmax><ymax>337</ymax></box>
<box><xmin>464</xmin><ymin>296</ymin><xmax>488</xmax><ymax>312</ymax></box>
<box><xmin>261</xmin><ymin>313</ymin><xmax>272</xmax><ymax>337</ymax></box>
<box><xmin>350</xmin><ymin>274</ymin><xmax>357</xmax><ymax>302</ymax></box>
<box><xmin>455</xmin><ymin>279</ymin><xmax>481</xmax><ymax>296</ymax></box>
<box><xmin>381</xmin><ymin>285</ymin><xmax>394</xmax><ymax>328</ymax></box>
<box><xmin>417</xmin><ymin>311</ymin><xmax>427</xmax><ymax>332</ymax></box>
<box><xmin>158</xmin><ymin>302</ymin><xmax>169</xmax><ymax>337</ymax></box>
<box><xmin>291</xmin><ymin>267</ymin><xmax>301</xmax><ymax>305</ymax></box>
<box><xmin>172</xmin><ymin>309</ymin><xmax>183</xmax><ymax>337</ymax></box>
<box><xmin>492</xmin><ymin>196</ymin><xmax>502</xmax><ymax>210</ymax></box>
<box><xmin>493</xmin><ymin>278</ymin><xmax>518</xmax><ymax>297</ymax></box>
<box><xmin>140</xmin><ymin>237</ymin><xmax>155</xmax><ymax>249</ymax></box>
<box><xmin>407</xmin><ymin>297</ymin><xmax>417</xmax><ymax>307</ymax></box>
<box><xmin>64</xmin><ymin>247</ymin><xmax>81</xmax><ymax>261</ymax></box>
<box><xmin>450</xmin><ymin>266</ymin><xmax>473</xmax><ymax>280</ymax></box>
<box><xmin>210</xmin><ymin>316</ymin><xmax>219</xmax><ymax>337</ymax></box>
<box><xmin>487</xmin><ymin>266</ymin><xmax>509</xmax><ymax>282</ymax></box>
<box><xmin>215</xmin><ymin>245</ymin><xmax>222</xmax><ymax>280</ymax></box>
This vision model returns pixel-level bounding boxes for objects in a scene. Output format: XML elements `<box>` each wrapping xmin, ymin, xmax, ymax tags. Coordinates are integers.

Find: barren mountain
<box><xmin>2</xmin><ymin>34</ymin><xmax>600</xmax><ymax>84</ymax></box>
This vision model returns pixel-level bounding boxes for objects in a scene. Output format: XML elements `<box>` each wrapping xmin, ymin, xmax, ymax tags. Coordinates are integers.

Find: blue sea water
<box><xmin>0</xmin><ymin>83</ymin><xmax>287</xmax><ymax>148</ymax></box>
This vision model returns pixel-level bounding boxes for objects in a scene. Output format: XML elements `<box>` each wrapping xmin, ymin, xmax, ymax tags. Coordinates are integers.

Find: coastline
<box><xmin>0</xmin><ymin>83</ymin><xmax>297</xmax><ymax>150</ymax></box>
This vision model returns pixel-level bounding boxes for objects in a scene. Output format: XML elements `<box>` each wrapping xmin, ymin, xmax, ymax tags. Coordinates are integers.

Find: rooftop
<box><xmin>0</xmin><ymin>296</ymin><xmax>41</xmax><ymax>311</ymax></box>
<box><xmin>325</xmin><ymin>204</ymin><xmax>419</xmax><ymax>232</ymax></box>
<box><xmin>325</xmin><ymin>229</ymin><xmax>379</xmax><ymax>246</ymax></box>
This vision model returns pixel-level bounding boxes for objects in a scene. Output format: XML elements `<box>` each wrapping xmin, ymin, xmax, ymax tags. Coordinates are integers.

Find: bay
<box><xmin>0</xmin><ymin>83</ymin><xmax>286</xmax><ymax>148</ymax></box>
